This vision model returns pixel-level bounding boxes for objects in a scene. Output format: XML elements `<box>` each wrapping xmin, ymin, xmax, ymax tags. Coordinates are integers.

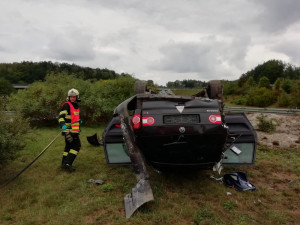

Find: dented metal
<box><xmin>115</xmin><ymin>95</ymin><xmax>154</xmax><ymax>218</ymax></box>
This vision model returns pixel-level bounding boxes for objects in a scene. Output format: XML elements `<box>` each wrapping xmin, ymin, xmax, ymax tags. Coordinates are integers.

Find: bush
<box><xmin>0</xmin><ymin>78</ymin><xmax>15</xmax><ymax>96</ymax></box>
<box><xmin>7</xmin><ymin>73</ymin><xmax>92</xmax><ymax>124</ymax></box>
<box><xmin>289</xmin><ymin>81</ymin><xmax>300</xmax><ymax>108</ymax></box>
<box><xmin>234</xmin><ymin>96</ymin><xmax>247</xmax><ymax>105</ymax></box>
<box><xmin>84</xmin><ymin>76</ymin><xmax>135</xmax><ymax>122</ymax></box>
<box><xmin>7</xmin><ymin>73</ymin><xmax>136</xmax><ymax>124</ymax></box>
<box><xmin>223</xmin><ymin>81</ymin><xmax>239</xmax><ymax>95</ymax></box>
<box><xmin>277</xmin><ymin>92</ymin><xmax>290</xmax><ymax>107</ymax></box>
<box><xmin>246</xmin><ymin>88</ymin><xmax>277</xmax><ymax>107</ymax></box>
<box><xmin>281</xmin><ymin>79</ymin><xmax>292</xmax><ymax>93</ymax></box>
<box><xmin>258</xmin><ymin>76</ymin><xmax>271</xmax><ymax>89</ymax></box>
<box><xmin>0</xmin><ymin>97</ymin><xmax>31</xmax><ymax>162</ymax></box>
<box><xmin>256</xmin><ymin>114</ymin><xmax>276</xmax><ymax>133</ymax></box>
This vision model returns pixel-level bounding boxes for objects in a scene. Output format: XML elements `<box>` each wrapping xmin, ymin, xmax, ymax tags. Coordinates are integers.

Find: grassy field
<box><xmin>0</xmin><ymin>127</ymin><xmax>299</xmax><ymax>225</ymax></box>
<box><xmin>171</xmin><ymin>89</ymin><xmax>202</xmax><ymax>97</ymax></box>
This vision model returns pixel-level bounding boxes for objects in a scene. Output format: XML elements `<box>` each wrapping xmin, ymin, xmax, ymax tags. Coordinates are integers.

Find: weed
<box><xmin>1</xmin><ymin>214</ymin><xmax>13</xmax><ymax>221</ymax></box>
<box><xmin>256</xmin><ymin>114</ymin><xmax>276</xmax><ymax>132</ymax></box>
<box><xmin>100</xmin><ymin>183</ymin><xmax>115</xmax><ymax>192</ymax></box>
<box><xmin>223</xmin><ymin>200</ymin><xmax>238</xmax><ymax>211</ymax></box>
<box><xmin>193</xmin><ymin>208</ymin><xmax>213</xmax><ymax>225</ymax></box>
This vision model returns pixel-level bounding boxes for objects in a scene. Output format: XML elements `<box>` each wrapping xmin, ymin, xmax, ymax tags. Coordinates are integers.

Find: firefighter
<box><xmin>58</xmin><ymin>88</ymin><xmax>82</xmax><ymax>172</ymax></box>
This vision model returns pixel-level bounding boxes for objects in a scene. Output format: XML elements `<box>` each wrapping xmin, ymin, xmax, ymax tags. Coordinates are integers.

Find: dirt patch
<box><xmin>246</xmin><ymin>113</ymin><xmax>300</xmax><ymax>148</ymax></box>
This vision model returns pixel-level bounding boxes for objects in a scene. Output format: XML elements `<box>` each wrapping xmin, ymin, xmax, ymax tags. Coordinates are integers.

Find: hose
<box><xmin>0</xmin><ymin>132</ymin><xmax>61</xmax><ymax>189</ymax></box>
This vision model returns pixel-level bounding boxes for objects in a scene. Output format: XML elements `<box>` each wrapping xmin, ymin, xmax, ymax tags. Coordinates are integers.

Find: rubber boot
<box><xmin>61</xmin><ymin>163</ymin><xmax>76</xmax><ymax>172</ymax></box>
<box><xmin>61</xmin><ymin>156</ymin><xmax>67</xmax><ymax>166</ymax></box>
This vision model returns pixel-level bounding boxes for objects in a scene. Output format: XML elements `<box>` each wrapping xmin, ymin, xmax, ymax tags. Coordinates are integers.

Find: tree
<box><xmin>246</xmin><ymin>87</ymin><xmax>276</xmax><ymax>107</ymax></box>
<box><xmin>274</xmin><ymin>78</ymin><xmax>282</xmax><ymax>90</ymax></box>
<box><xmin>258</xmin><ymin>76</ymin><xmax>271</xmax><ymax>89</ymax></box>
<box><xmin>0</xmin><ymin>97</ymin><xmax>30</xmax><ymax>162</ymax></box>
<box><xmin>0</xmin><ymin>78</ymin><xmax>15</xmax><ymax>96</ymax></box>
<box><xmin>290</xmin><ymin>80</ymin><xmax>300</xmax><ymax>108</ymax></box>
<box><xmin>281</xmin><ymin>79</ymin><xmax>292</xmax><ymax>94</ymax></box>
<box><xmin>246</xmin><ymin>76</ymin><xmax>256</xmax><ymax>87</ymax></box>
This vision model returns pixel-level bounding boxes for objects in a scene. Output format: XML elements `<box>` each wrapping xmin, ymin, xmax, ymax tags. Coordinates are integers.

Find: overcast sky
<box><xmin>1</xmin><ymin>0</ymin><xmax>300</xmax><ymax>85</ymax></box>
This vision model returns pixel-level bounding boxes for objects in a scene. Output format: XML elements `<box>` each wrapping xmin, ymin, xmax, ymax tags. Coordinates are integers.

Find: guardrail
<box><xmin>3</xmin><ymin>111</ymin><xmax>17</xmax><ymax>115</ymax></box>
<box><xmin>224</xmin><ymin>106</ymin><xmax>300</xmax><ymax>114</ymax></box>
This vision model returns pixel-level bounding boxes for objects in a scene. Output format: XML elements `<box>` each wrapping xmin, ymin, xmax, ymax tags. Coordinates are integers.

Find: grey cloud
<box><xmin>45</xmin><ymin>29</ymin><xmax>96</xmax><ymax>61</ymax></box>
<box><xmin>153</xmin><ymin>41</ymin><xmax>215</xmax><ymax>73</ymax></box>
<box><xmin>252</xmin><ymin>0</ymin><xmax>300</xmax><ymax>32</ymax></box>
<box><xmin>151</xmin><ymin>35</ymin><xmax>250</xmax><ymax>75</ymax></box>
<box><xmin>274</xmin><ymin>40</ymin><xmax>300</xmax><ymax>62</ymax></box>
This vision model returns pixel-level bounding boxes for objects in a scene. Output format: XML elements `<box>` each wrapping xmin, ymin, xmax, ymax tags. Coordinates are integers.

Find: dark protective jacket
<box><xmin>58</xmin><ymin>101</ymin><xmax>80</xmax><ymax>133</ymax></box>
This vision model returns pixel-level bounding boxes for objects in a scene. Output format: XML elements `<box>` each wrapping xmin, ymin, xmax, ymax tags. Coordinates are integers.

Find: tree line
<box><xmin>221</xmin><ymin>60</ymin><xmax>300</xmax><ymax>108</ymax></box>
<box><xmin>0</xmin><ymin>61</ymin><xmax>123</xmax><ymax>83</ymax></box>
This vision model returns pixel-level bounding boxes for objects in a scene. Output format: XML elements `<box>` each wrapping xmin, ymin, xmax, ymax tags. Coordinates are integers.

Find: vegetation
<box><xmin>0</xmin><ymin>97</ymin><xmax>30</xmax><ymax>162</ymax></box>
<box><xmin>0</xmin><ymin>61</ymin><xmax>121</xmax><ymax>84</ymax></box>
<box><xmin>222</xmin><ymin>60</ymin><xmax>300</xmax><ymax>108</ymax></box>
<box><xmin>166</xmin><ymin>79</ymin><xmax>207</xmax><ymax>89</ymax></box>
<box><xmin>238</xmin><ymin>59</ymin><xmax>300</xmax><ymax>84</ymax></box>
<box><xmin>7</xmin><ymin>73</ymin><xmax>135</xmax><ymax>124</ymax></box>
<box><xmin>256</xmin><ymin>114</ymin><xmax>276</xmax><ymax>133</ymax></box>
<box><xmin>0</xmin><ymin>127</ymin><xmax>299</xmax><ymax>224</ymax></box>
<box><xmin>0</xmin><ymin>78</ymin><xmax>15</xmax><ymax>96</ymax></box>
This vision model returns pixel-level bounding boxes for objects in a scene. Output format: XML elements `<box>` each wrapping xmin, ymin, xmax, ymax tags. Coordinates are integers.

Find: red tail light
<box><xmin>132</xmin><ymin>114</ymin><xmax>141</xmax><ymax>130</ymax></box>
<box><xmin>115</xmin><ymin>124</ymin><xmax>121</xmax><ymax>128</ymax></box>
<box><xmin>209</xmin><ymin>114</ymin><xmax>222</xmax><ymax>124</ymax></box>
<box><xmin>142</xmin><ymin>116</ymin><xmax>155</xmax><ymax>126</ymax></box>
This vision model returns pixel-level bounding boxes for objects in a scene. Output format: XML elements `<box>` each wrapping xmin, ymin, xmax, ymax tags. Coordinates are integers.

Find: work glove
<box><xmin>62</xmin><ymin>125</ymin><xmax>67</xmax><ymax>130</ymax></box>
<box><xmin>65</xmin><ymin>133</ymin><xmax>73</xmax><ymax>143</ymax></box>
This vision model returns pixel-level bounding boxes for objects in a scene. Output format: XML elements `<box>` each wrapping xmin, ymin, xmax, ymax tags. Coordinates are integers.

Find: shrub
<box><xmin>281</xmin><ymin>79</ymin><xmax>292</xmax><ymax>93</ymax></box>
<box><xmin>7</xmin><ymin>73</ymin><xmax>92</xmax><ymax>124</ymax></box>
<box><xmin>246</xmin><ymin>88</ymin><xmax>277</xmax><ymax>107</ymax></box>
<box><xmin>234</xmin><ymin>96</ymin><xmax>247</xmax><ymax>105</ymax></box>
<box><xmin>0</xmin><ymin>97</ymin><xmax>31</xmax><ymax>162</ymax></box>
<box><xmin>289</xmin><ymin>81</ymin><xmax>300</xmax><ymax>108</ymax></box>
<box><xmin>277</xmin><ymin>92</ymin><xmax>290</xmax><ymax>107</ymax></box>
<box><xmin>7</xmin><ymin>73</ymin><xmax>136</xmax><ymax>124</ymax></box>
<box><xmin>256</xmin><ymin>114</ymin><xmax>276</xmax><ymax>133</ymax></box>
<box><xmin>258</xmin><ymin>76</ymin><xmax>271</xmax><ymax>89</ymax></box>
<box><xmin>223</xmin><ymin>81</ymin><xmax>239</xmax><ymax>95</ymax></box>
<box><xmin>84</xmin><ymin>75</ymin><xmax>135</xmax><ymax>122</ymax></box>
<box><xmin>0</xmin><ymin>78</ymin><xmax>15</xmax><ymax>96</ymax></box>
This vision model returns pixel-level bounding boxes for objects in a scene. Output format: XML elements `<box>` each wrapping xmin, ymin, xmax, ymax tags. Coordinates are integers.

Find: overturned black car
<box><xmin>89</xmin><ymin>80</ymin><xmax>257</xmax><ymax>218</ymax></box>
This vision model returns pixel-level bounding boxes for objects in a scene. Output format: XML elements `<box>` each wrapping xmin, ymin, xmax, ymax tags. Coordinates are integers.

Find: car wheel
<box><xmin>207</xmin><ymin>80</ymin><xmax>223</xmax><ymax>100</ymax></box>
<box><xmin>134</xmin><ymin>80</ymin><xmax>148</xmax><ymax>94</ymax></box>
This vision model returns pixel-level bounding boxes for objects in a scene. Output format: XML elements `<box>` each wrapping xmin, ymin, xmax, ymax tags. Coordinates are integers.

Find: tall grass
<box><xmin>1</xmin><ymin>127</ymin><xmax>299</xmax><ymax>225</ymax></box>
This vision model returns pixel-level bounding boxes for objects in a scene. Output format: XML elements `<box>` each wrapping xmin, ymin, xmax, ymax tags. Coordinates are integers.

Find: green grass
<box><xmin>1</xmin><ymin>128</ymin><xmax>300</xmax><ymax>225</ymax></box>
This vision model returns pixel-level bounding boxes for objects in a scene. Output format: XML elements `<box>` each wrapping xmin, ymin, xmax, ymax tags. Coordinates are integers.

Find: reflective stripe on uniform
<box><xmin>58</xmin><ymin>118</ymin><xmax>65</xmax><ymax>123</ymax></box>
<box><xmin>72</xmin><ymin>122</ymin><xmax>80</xmax><ymax>132</ymax></box>
<box><xmin>63</xmin><ymin>152</ymin><xmax>68</xmax><ymax>156</ymax></box>
<box><xmin>62</xmin><ymin>129</ymin><xmax>72</xmax><ymax>133</ymax></box>
<box><xmin>69</xmin><ymin>149</ymin><xmax>78</xmax><ymax>155</ymax></box>
<box><xmin>60</xmin><ymin>110</ymin><xmax>68</xmax><ymax>115</ymax></box>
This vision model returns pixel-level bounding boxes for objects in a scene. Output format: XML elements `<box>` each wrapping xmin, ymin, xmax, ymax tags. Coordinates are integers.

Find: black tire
<box><xmin>134</xmin><ymin>80</ymin><xmax>147</xmax><ymax>94</ymax></box>
<box><xmin>207</xmin><ymin>80</ymin><xmax>223</xmax><ymax>100</ymax></box>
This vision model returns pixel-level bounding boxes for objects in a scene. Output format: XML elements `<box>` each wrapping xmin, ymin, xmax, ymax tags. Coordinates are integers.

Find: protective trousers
<box><xmin>62</xmin><ymin>133</ymin><xmax>81</xmax><ymax>167</ymax></box>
